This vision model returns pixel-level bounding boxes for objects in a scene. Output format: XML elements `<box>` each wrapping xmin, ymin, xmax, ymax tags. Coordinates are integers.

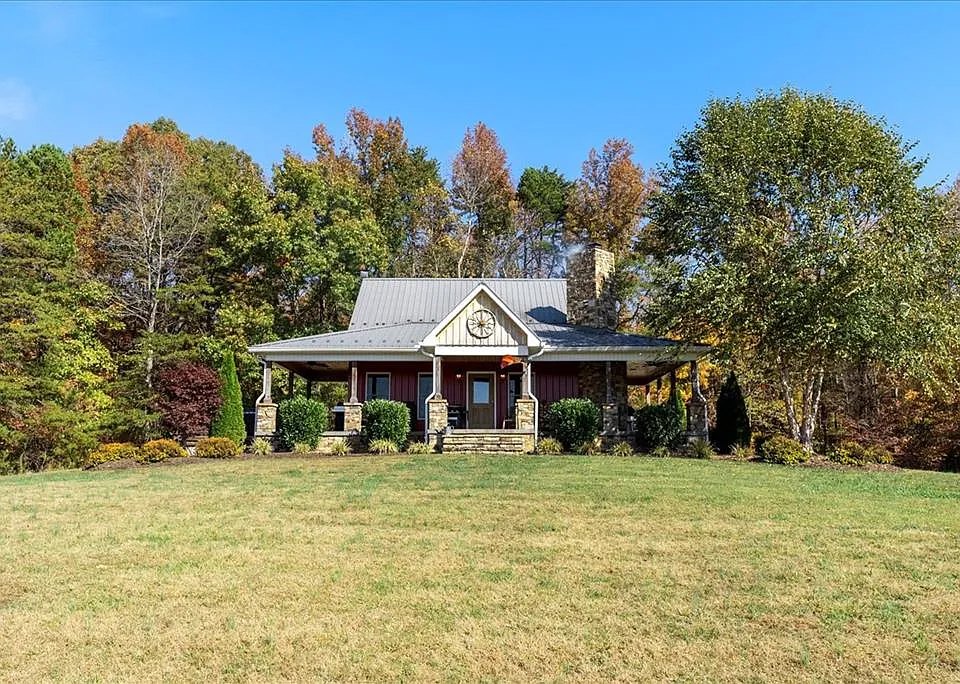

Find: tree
<box><xmin>713</xmin><ymin>373</ymin><xmax>751</xmax><ymax>453</ymax></box>
<box><xmin>75</xmin><ymin>122</ymin><xmax>208</xmax><ymax>388</ymax></box>
<box><xmin>566</xmin><ymin>139</ymin><xmax>652</xmax><ymax>254</ymax></box>
<box><xmin>645</xmin><ymin>89</ymin><xmax>954</xmax><ymax>448</ymax></box>
<box><xmin>0</xmin><ymin>139</ymin><xmax>114</xmax><ymax>472</ymax></box>
<box><xmin>211</xmin><ymin>350</ymin><xmax>246</xmax><ymax>445</ymax></box>
<box><xmin>153</xmin><ymin>361</ymin><xmax>222</xmax><ymax>440</ymax></box>
<box><xmin>566</xmin><ymin>140</ymin><xmax>656</xmax><ymax>327</ymax></box>
<box><xmin>343</xmin><ymin>109</ymin><xmax>449</xmax><ymax>275</ymax></box>
<box><xmin>450</xmin><ymin>123</ymin><xmax>515</xmax><ymax>277</ymax></box>
<box><xmin>515</xmin><ymin>166</ymin><xmax>569</xmax><ymax>277</ymax></box>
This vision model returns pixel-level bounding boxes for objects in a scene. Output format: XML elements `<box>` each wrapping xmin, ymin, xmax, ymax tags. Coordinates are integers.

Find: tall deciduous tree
<box><xmin>645</xmin><ymin>89</ymin><xmax>955</xmax><ymax>448</ymax></box>
<box><xmin>450</xmin><ymin>123</ymin><xmax>514</xmax><ymax>277</ymax></box>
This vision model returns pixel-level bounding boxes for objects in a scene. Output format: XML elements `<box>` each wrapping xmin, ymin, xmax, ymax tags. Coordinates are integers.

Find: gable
<box><xmin>434</xmin><ymin>290</ymin><xmax>529</xmax><ymax>348</ymax></box>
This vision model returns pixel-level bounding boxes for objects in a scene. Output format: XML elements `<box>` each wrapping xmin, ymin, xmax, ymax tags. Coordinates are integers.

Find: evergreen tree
<box><xmin>211</xmin><ymin>350</ymin><xmax>247</xmax><ymax>444</ymax></box>
<box><xmin>713</xmin><ymin>372</ymin><xmax>751</xmax><ymax>453</ymax></box>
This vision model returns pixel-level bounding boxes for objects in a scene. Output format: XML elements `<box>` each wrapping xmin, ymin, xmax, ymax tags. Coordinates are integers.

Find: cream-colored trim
<box><xmin>433</xmin><ymin>345</ymin><xmax>529</xmax><ymax>357</ymax></box>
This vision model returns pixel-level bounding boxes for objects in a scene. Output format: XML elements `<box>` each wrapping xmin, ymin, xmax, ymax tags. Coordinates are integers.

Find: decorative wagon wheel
<box><xmin>466</xmin><ymin>309</ymin><xmax>496</xmax><ymax>339</ymax></box>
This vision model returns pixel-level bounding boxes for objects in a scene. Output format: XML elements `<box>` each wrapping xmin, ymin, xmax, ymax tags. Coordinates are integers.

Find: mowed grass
<box><xmin>1</xmin><ymin>456</ymin><xmax>959</xmax><ymax>682</ymax></box>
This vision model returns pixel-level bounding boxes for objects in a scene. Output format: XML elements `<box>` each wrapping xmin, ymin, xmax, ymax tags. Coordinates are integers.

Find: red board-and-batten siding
<box><xmin>356</xmin><ymin>361</ymin><xmax>580</xmax><ymax>430</ymax></box>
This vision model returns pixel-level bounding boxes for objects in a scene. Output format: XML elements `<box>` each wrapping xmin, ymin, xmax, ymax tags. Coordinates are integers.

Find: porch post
<box><xmin>343</xmin><ymin>361</ymin><xmax>362</xmax><ymax>433</ymax></box>
<box><xmin>686</xmin><ymin>360</ymin><xmax>709</xmax><ymax>443</ymax></box>
<box><xmin>522</xmin><ymin>359</ymin><xmax>532</xmax><ymax>398</ymax></box>
<box><xmin>426</xmin><ymin>354</ymin><xmax>447</xmax><ymax>449</ymax></box>
<box><xmin>515</xmin><ymin>357</ymin><xmax>537</xmax><ymax>453</ymax></box>
<box><xmin>255</xmin><ymin>360</ymin><xmax>277</xmax><ymax>440</ymax></box>
<box><xmin>601</xmin><ymin>360</ymin><xmax>619</xmax><ymax>438</ymax></box>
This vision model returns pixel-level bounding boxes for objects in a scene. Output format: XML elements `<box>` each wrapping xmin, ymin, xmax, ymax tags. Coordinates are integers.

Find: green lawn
<box><xmin>1</xmin><ymin>455</ymin><xmax>959</xmax><ymax>682</ymax></box>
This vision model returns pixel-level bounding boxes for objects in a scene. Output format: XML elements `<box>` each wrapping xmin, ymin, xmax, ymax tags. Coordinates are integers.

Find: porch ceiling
<box><xmin>626</xmin><ymin>361</ymin><xmax>687</xmax><ymax>385</ymax></box>
<box><xmin>277</xmin><ymin>360</ymin><xmax>349</xmax><ymax>382</ymax></box>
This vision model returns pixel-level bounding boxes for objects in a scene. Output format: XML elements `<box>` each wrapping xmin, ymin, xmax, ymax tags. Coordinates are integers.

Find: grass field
<box><xmin>1</xmin><ymin>455</ymin><xmax>959</xmax><ymax>682</ymax></box>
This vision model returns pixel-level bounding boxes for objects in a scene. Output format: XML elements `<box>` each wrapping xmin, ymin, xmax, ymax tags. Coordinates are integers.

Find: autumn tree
<box><xmin>566</xmin><ymin>139</ymin><xmax>652</xmax><ymax>254</ymax></box>
<box><xmin>450</xmin><ymin>123</ymin><xmax>515</xmax><ymax>277</ymax></box>
<box><xmin>645</xmin><ymin>89</ymin><xmax>956</xmax><ymax>449</ymax></box>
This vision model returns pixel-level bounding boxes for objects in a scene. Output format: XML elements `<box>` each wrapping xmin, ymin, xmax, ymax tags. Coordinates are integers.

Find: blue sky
<box><xmin>1</xmin><ymin>1</ymin><xmax>958</xmax><ymax>186</ymax></box>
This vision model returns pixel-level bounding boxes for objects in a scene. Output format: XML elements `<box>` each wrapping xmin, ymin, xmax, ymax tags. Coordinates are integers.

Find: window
<box><xmin>417</xmin><ymin>373</ymin><xmax>433</xmax><ymax>419</ymax></box>
<box><xmin>366</xmin><ymin>373</ymin><xmax>390</xmax><ymax>401</ymax></box>
<box><xmin>471</xmin><ymin>377</ymin><xmax>491</xmax><ymax>404</ymax></box>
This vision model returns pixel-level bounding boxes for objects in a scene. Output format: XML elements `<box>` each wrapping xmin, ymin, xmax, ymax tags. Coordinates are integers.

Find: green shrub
<box><xmin>610</xmin><ymin>441</ymin><xmax>634</xmax><ymax>457</ymax></box>
<box><xmin>577</xmin><ymin>437</ymin><xmax>603</xmax><ymax>455</ymax></box>
<box><xmin>713</xmin><ymin>372</ymin><xmax>751</xmax><ymax>454</ymax></box>
<box><xmin>250</xmin><ymin>437</ymin><xmax>273</xmax><ymax>456</ymax></box>
<box><xmin>828</xmin><ymin>441</ymin><xmax>893</xmax><ymax>466</ymax></box>
<box><xmin>195</xmin><ymin>437</ymin><xmax>241</xmax><ymax>459</ymax></box>
<box><xmin>292</xmin><ymin>442</ymin><xmax>313</xmax><ymax>455</ymax></box>
<box><xmin>649</xmin><ymin>445</ymin><xmax>672</xmax><ymax>458</ymax></box>
<box><xmin>758</xmin><ymin>435</ymin><xmax>808</xmax><ymax>465</ymax></box>
<box><xmin>84</xmin><ymin>442</ymin><xmax>140</xmax><ymax>468</ymax></box>
<box><xmin>405</xmin><ymin>441</ymin><xmax>434</xmax><ymax>454</ymax></box>
<box><xmin>369</xmin><ymin>438</ymin><xmax>399</xmax><ymax>455</ymax></box>
<box><xmin>362</xmin><ymin>399</ymin><xmax>410</xmax><ymax>448</ymax></box>
<box><xmin>278</xmin><ymin>397</ymin><xmax>329</xmax><ymax>450</ymax></box>
<box><xmin>545</xmin><ymin>398</ymin><xmax>601</xmax><ymax>451</ymax></box>
<box><xmin>634</xmin><ymin>403</ymin><xmax>683</xmax><ymax>451</ymax></box>
<box><xmin>687</xmin><ymin>438</ymin><xmax>715</xmax><ymax>459</ymax></box>
<box><xmin>210</xmin><ymin>351</ymin><xmax>246</xmax><ymax>445</ymax></box>
<box><xmin>536</xmin><ymin>437</ymin><xmax>563</xmax><ymax>455</ymax></box>
<box><xmin>730</xmin><ymin>444</ymin><xmax>755</xmax><ymax>461</ymax></box>
<box><xmin>330</xmin><ymin>440</ymin><xmax>351</xmax><ymax>456</ymax></box>
<box><xmin>671</xmin><ymin>389</ymin><xmax>687</xmax><ymax>433</ymax></box>
<box><xmin>137</xmin><ymin>439</ymin><xmax>187</xmax><ymax>463</ymax></box>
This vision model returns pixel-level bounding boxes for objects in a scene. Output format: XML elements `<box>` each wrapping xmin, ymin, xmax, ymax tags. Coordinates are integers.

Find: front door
<box><xmin>467</xmin><ymin>373</ymin><xmax>495</xmax><ymax>428</ymax></box>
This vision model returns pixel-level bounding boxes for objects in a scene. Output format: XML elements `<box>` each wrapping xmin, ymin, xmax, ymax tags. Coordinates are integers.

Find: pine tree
<box><xmin>211</xmin><ymin>350</ymin><xmax>246</xmax><ymax>444</ymax></box>
<box><xmin>714</xmin><ymin>372</ymin><xmax>751</xmax><ymax>453</ymax></box>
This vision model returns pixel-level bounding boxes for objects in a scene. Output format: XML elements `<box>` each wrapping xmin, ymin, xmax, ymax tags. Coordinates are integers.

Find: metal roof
<box><xmin>348</xmin><ymin>278</ymin><xmax>567</xmax><ymax>328</ymax></box>
<box><xmin>249</xmin><ymin>278</ymin><xmax>706</xmax><ymax>356</ymax></box>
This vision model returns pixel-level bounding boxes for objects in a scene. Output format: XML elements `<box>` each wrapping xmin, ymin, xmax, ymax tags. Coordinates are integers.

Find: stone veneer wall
<box><xmin>566</xmin><ymin>245</ymin><xmax>617</xmax><ymax>330</ymax></box>
<box><xmin>577</xmin><ymin>362</ymin><xmax>629</xmax><ymax>434</ymax></box>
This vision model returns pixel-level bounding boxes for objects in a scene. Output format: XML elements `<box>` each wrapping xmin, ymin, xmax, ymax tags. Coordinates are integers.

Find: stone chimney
<box><xmin>566</xmin><ymin>243</ymin><xmax>617</xmax><ymax>329</ymax></box>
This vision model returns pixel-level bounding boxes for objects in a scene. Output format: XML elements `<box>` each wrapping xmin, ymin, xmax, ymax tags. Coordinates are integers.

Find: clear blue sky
<box><xmin>2</xmin><ymin>1</ymin><xmax>958</xmax><ymax>186</ymax></box>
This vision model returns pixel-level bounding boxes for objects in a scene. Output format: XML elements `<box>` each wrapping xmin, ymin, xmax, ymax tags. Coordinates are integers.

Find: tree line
<box><xmin>1</xmin><ymin>88</ymin><xmax>958</xmax><ymax>472</ymax></box>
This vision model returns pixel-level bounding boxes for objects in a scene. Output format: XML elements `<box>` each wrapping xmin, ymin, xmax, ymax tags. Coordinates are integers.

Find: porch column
<box><xmin>601</xmin><ymin>360</ymin><xmax>619</xmax><ymax>437</ymax></box>
<box><xmin>343</xmin><ymin>361</ymin><xmax>362</xmax><ymax>433</ymax></box>
<box><xmin>686</xmin><ymin>360</ymin><xmax>709</xmax><ymax>443</ymax></box>
<box><xmin>255</xmin><ymin>360</ymin><xmax>278</xmax><ymax>440</ymax></box>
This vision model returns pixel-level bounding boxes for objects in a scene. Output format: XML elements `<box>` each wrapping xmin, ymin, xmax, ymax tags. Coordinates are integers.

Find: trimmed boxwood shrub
<box><xmin>85</xmin><ymin>442</ymin><xmax>140</xmax><ymax>468</ymax></box>
<box><xmin>195</xmin><ymin>437</ymin><xmax>241</xmax><ymax>459</ymax></box>
<box><xmin>210</xmin><ymin>351</ymin><xmax>246</xmax><ymax>445</ymax></box>
<box><xmin>714</xmin><ymin>372</ymin><xmax>751</xmax><ymax>454</ymax></box>
<box><xmin>545</xmin><ymin>398</ymin><xmax>601</xmax><ymax>451</ymax></box>
<box><xmin>362</xmin><ymin>399</ymin><xmax>410</xmax><ymax>448</ymax></box>
<box><xmin>137</xmin><ymin>439</ymin><xmax>187</xmax><ymax>463</ymax></box>
<box><xmin>758</xmin><ymin>435</ymin><xmax>808</xmax><ymax>465</ymax></box>
<box><xmin>278</xmin><ymin>397</ymin><xmax>330</xmax><ymax>450</ymax></box>
<box><xmin>634</xmin><ymin>403</ymin><xmax>683</xmax><ymax>451</ymax></box>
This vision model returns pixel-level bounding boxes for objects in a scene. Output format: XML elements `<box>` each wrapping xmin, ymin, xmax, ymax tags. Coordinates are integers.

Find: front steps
<box><xmin>438</xmin><ymin>429</ymin><xmax>533</xmax><ymax>453</ymax></box>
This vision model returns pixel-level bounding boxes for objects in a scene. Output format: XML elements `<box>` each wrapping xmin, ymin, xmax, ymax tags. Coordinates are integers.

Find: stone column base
<box><xmin>255</xmin><ymin>403</ymin><xmax>277</xmax><ymax>438</ymax></box>
<box><xmin>426</xmin><ymin>398</ymin><xmax>448</xmax><ymax>446</ymax></box>
<box><xmin>685</xmin><ymin>397</ymin><xmax>709</xmax><ymax>443</ymax></box>
<box><xmin>601</xmin><ymin>403</ymin><xmax>620</xmax><ymax>436</ymax></box>
<box><xmin>343</xmin><ymin>403</ymin><xmax>363</xmax><ymax>433</ymax></box>
<box><xmin>515</xmin><ymin>398</ymin><xmax>537</xmax><ymax>452</ymax></box>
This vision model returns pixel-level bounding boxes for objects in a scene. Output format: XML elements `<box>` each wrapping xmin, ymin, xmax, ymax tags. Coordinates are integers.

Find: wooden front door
<box><xmin>467</xmin><ymin>373</ymin><xmax>495</xmax><ymax>428</ymax></box>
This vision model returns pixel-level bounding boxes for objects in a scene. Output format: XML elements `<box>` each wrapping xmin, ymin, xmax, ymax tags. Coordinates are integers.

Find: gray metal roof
<box><xmin>349</xmin><ymin>278</ymin><xmax>567</xmax><ymax>328</ymax></box>
<box><xmin>249</xmin><ymin>278</ymin><xmax>704</xmax><ymax>355</ymax></box>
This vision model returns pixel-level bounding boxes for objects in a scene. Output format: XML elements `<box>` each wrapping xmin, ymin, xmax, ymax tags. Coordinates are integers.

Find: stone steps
<box><xmin>439</xmin><ymin>430</ymin><xmax>529</xmax><ymax>453</ymax></box>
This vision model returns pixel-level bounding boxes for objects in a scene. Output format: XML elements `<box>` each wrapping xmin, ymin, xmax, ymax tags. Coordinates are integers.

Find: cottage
<box><xmin>248</xmin><ymin>245</ymin><xmax>709</xmax><ymax>452</ymax></box>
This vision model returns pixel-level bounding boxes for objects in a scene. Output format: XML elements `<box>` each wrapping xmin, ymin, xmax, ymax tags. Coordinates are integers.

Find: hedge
<box><xmin>278</xmin><ymin>397</ymin><xmax>330</xmax><ymax>450</ymax></box>
<box><xmin>362</xmin><ymin>399</ymin><xmax>410</xmax><ymax>448</ymax></box>
<box><xmin>545</xmin><ymin>398</ymin><xmax>601</xmax><ymax>451</ymax></box>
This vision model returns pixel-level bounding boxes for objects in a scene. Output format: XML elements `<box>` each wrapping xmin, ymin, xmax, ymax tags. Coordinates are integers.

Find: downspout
<box><xmin>419</xmin><ymin>348</ymin><xmax>437</xmax><ymax>443</ymax></box>
<box><xmin>527</xmin><ymin>346</ymin><xmax>546</xmax><ymax>444</ymax></box>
